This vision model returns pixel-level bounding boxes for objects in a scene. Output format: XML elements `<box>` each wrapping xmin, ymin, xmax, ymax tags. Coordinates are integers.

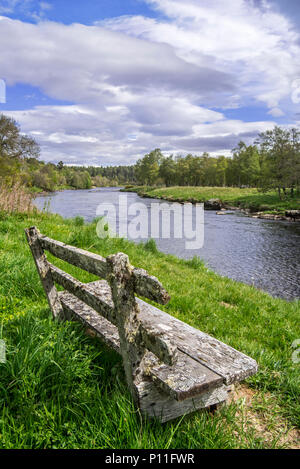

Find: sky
<box><xmin>0</xmin><ymin>0</ymin><xmax>300</xmax><ymax>166</ymax></box>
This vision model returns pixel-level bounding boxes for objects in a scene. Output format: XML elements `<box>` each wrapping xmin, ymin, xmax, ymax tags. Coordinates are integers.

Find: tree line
<box><xmin>0</xmin><ymin>113</ymin><xmax>299</xmax><ymax>197</ymax></box>
<box><xmin>135</xmin><ymin>127</ymin><xmax>300</xmax><ymax>198</ymax></box>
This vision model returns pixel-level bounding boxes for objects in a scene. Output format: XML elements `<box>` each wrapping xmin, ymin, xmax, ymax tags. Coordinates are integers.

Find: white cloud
<box><xmin>4</xmin><ymin>104</ymin><xmax>275</xmax><ymax>165</ymax></box>
<box><xmin>102</xmin><ymin>0</ymin><xmax>300</xmax><ymax>112</ymax></box>
<box><xmin>0</xmin><ymin>0</ymin><xmax>299</xmax><ymax>164</ymax></box>
<box><xmin>0</xmin><ymin>16</ymin><xmax>233</xmax><ymax>102</ymax></box>
<box><xmin>268</xmin><ymin>107</ymin><xmax>285</xmax><ymax>117</ymax></box>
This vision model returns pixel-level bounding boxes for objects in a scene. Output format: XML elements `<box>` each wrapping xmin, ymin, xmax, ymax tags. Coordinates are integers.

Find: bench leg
<box><xmin>106</xmin><ymin>252</ymin><xmax>146</xmax><ymax>406</ymax></box>
<box><xmin>136</xmin><ymin>378</ymin><xmax>231</xmax><ymax>423</ymax></box>
<box><xmin>25</xmin><ymin>227</ymin><xmax>64</xmax><ymax>320</ymax></box>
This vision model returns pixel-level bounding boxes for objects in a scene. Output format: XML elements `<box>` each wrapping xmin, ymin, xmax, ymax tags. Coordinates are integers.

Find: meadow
<box><xmin>124</xmin><ymin>186</ymin><xmax>300</xmax><ymax>213</ymax></box>
<box><xmin>0</xmin><ymin>209</ymin><xmax>299</xmax><ymax>448</ymax></box>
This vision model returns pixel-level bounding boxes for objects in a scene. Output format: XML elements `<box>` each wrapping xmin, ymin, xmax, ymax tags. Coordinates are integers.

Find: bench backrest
<box><xmin>27</xmin><ymin>227</ymin><xmax>170</xmax><ymax>305</ymax></box>
<box><xmin>25</xmin><ymin>226</ymin><xmax>176</xmax><ymax>401</ymax></box>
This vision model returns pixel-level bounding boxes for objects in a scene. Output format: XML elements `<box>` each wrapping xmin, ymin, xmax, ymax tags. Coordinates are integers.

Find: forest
<box><xmin>135</xmin><ymin>129</ymin><xmax>300</xmax><ymax>199</ymax></box>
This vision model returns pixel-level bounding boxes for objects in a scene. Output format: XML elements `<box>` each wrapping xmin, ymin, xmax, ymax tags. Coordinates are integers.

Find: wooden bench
<box><xmin>25</xmin><ymin>226</ymin><xmax>258</xmax><ymax>423</ymax></box>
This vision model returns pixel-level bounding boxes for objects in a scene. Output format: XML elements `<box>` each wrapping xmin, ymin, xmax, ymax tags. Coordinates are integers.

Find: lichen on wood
<box><xmin>26</xmin><ymin>228</ymin><xmax>258</xmax><ymax>422</ymax></box>
<box><xmin>25</xmin><ymin>227</ymin><xmax>63</xmax><ymax>319</ymax></box>
<box><xmin>106</xmin><ymin>252</ymin><xmax>145</xmax><ymax>404</ymax></box>
<box><xmin>38</xmin><ymin>232</ymin><xmax>171</xmax><ymax>305</ymax></box>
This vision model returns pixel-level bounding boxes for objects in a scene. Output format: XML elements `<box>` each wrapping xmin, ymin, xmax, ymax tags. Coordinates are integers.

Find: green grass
<box><xmin>0</xmin><ymin>210</ymin><xmax>299</xmax><ymax>448</ymax></box>
<box><xmin>124</xmin><ymin>186</ymin><xmax>300</xmax><ymax>213</ymax></box>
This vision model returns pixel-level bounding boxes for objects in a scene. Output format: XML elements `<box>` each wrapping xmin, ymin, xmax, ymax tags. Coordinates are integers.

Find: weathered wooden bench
<box><xmin>25</xmin><ymin>226</ymin><xmax>258</xmax><ymax>423</ymax></box>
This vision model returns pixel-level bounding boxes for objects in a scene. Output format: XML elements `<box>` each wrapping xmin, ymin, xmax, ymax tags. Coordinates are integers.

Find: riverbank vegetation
<box><xmin>0</xmin><ymin>208</ymin><xmax>299</xmax><ymax>448</ymax></box>
<box><xmin>0</xmin><ymin>182</ymin><xmax>34</xmax><ymax>213</ymax></box>
<box><xmin>124</xmin><ymin>186</ymin><xmax>300</xmax><ymax>213</ymax></box>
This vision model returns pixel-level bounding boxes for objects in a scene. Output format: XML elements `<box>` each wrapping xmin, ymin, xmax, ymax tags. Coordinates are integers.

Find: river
<box><xmin>34</xmin><ymin>187</ymin><xmax>300</xmax><ymax>301</ymax></box>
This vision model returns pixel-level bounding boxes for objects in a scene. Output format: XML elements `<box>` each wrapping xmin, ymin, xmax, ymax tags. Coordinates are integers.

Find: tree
<box><xmin>256</xmin><ymin>127</ymin><xmax>300</xmax><ymax>198</ymax></box>
<box><xmin>231</xmin><ymin>142</ymin><xmax>260</xmax><ymax>187</ymax></box>
<box><xmin>201</xmin><ymin>153</ymin><xmax>217</xmax><ymax>186</ymax></box>
<box><xmin>159</xmin><ymin>155</ymin><xmax>177</xmax><ymax>186</ymax></box>
<box><xmin>33</xmin><ymin>170</ymin><xmax>56</xmax><ymax>192</ymax></box>
<box><xmin>175</xmin><ymin>155</ymin><xmax>190</xmax><ymax>186</ymax></box>
<box><xmin>135</xmin><ymin>149</ymin><xmax>163</xmax><ymax>185</ymax></box>
<box><xmin>70</xmin><ymin>170</ymin><xmax>92</xmax><ymax>189</ymax></box>
<box><xmin>0</xmin><ymin>114</ymin><xmax>40</xmax><ymax>160</ymax></box>
<box><xmin>216</xmin><ymin>156</ymin><xmax>228</xmax><ymax>187</ymax></box>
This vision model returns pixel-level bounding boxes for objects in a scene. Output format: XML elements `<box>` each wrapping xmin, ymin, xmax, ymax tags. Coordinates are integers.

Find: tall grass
<box><xmin>0</xmin><ymin>211</ymin><xmax>299</xmax><ymax>448</ymax></box>
<box><xmin>0</xmin><ymin>182</ymin><xmax>35</xmax><ymax>214</ymax></box>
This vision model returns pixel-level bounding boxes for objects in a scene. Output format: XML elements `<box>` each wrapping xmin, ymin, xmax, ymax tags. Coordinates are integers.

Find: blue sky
<box><xmin>0</xmin><ymin>0</ymin><xmax>162</xmax><ymax>24</ymax></box>
<box><xmin>0</xmin><ymin>0</ymin><xmax>299</xmax><ymax>165</ymax></box>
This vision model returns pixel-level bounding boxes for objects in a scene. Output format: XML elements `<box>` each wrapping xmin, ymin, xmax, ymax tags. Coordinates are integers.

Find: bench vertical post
<box><xmin>25</xmin><ymin>226</ymin><xmax>64</xmax><ymax>320</ymax></box>
<box><xmin>106</xmin><ymin>252</ymin><xmax>145</xmax><ymax>405</ymax></box>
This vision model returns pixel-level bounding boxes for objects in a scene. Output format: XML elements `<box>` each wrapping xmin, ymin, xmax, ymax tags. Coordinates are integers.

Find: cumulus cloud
<box><xmin>173</xmin><ymin>119</ymin><xmax>276</xmax><ymax>153</ymax></box>
<box><xmin>102</xmin><ymin>0</ymin><xmax>300</xmax><ymax>112</ymax></box>
<box><xmin>0</xmin><ymin>0</ymin><xmax>299</xmax><ymax>164</ymax></box>
<box><xmin>6</xmin><ymin>105</ymin><xmax>275</xmax><ymax>165</ymax></box>
<box><xmin>0</xmin><ymin>16</ymin><xmax>234</xmax><ymax>101</ymax></box>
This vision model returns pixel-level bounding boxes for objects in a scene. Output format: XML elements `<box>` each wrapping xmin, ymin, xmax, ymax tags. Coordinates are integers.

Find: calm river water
<box><xmin>34</xmin><ymin>187</ymin><xmax>300</xmax><ymax>301</ymax></box>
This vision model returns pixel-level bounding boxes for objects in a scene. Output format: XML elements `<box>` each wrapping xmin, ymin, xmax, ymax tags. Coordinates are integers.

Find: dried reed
<box><xmin>0</xmin><ymin>182</ymin><xmax>35</xmax><ymax>213</ymax></box>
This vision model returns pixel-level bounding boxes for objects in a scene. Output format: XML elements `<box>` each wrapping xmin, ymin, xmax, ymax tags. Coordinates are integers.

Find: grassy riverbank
<box><xmin>0</xmin><ymin>210</ymin><xmax>299</xmax><ymax>448</ymax></box>
<box><xmin>123</xmin><ymin>186</ymin><xmax>300</xmax><ymax>214</ymax></box>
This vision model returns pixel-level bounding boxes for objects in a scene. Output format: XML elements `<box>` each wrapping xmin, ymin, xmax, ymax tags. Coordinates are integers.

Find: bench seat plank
<box><xmin>59</xmin><ymin>289</ymin><xmax>120</xmax><ymax>353</ymax></box>
<box><xmin>58</xmin><ymin>277</ymin><xmax>257</xmax><ymax>395</ymax></box>
<box><xmin>136</xmin><ymin>299</ymin><xmax>258</xmax><ymax>385</ymax></box>
<box><xmin>58</xmin><ymin>290</ymin><xmax>224</xmax><ymax>401</ymax></box>
<box><xmin>87</xmin><ymin>280</ymin><xmax>258</xmax><ymax>385</ymax></box>
<box><xmin>143</xmin><ymin>350</ymin><xmax>223</xmax><ymax>401</ymax></box>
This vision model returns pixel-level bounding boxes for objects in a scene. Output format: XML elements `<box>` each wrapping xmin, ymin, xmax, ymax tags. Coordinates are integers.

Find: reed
<box><xmin>0</xmin><ymin>182</ymin><xmax>34</xmax><ymax>213</ymax></box>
